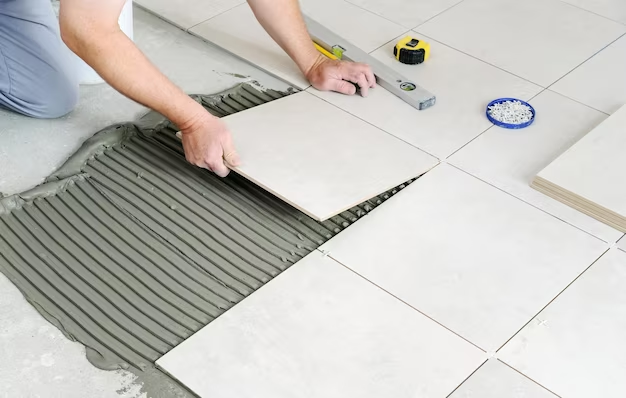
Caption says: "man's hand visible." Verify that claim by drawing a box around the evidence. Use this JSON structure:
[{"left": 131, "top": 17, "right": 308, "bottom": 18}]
[
  {"left": 177, "top": 113, "right": 240, "bottom": 177},
  {"left": 305, "top": 54, "right": 376, "bottom": 97}
]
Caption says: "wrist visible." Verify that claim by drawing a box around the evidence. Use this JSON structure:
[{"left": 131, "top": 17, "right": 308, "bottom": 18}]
[
  {"left": 299, "top": 48, "right": 325, "bottom": 78},
  {"left": 175, "top": 99, "right": 216, "bottom": 134}
]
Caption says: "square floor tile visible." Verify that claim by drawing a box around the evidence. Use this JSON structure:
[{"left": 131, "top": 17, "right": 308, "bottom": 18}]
[
  {"left": 417, "top": 0, "right": 626, "bottom": 87},
  {"left": 135, "top": 0, "right": 244, "bottom": 30},
  {"left": 449, "top": 90, "right": 621, "bottom": 243},
  {"left": 344, "top": 0, "right": 463, "bottom": 29},
  {"left": 300, "top": 0, "right": 407, "bottom": 53},
  {"left": 551, "top": 34, "right": 626, "bottom": 115},
  {"left": 449, "top": 359, "right": 557, "bottom": 398},
  {"left": 499, "top": 248, "right": 626, "bottom": 398},
  {"left": 560, "top": 0, "right": 626, "bottom": 24},
  {"left": 157, "top": 251, "right": 485, "bottom": 398},
  {"left": 190, "top": 4, "right": 310, "bottom": 89},
  {"left": 225, "top": 91, "right": 438, "bottom": 221},
  {"left": 534, "top": 104, "right": 626, "bottom": 232},
  {"left": 321, "top": 164, "right": 607, "bottom": 350},
  {"left": 309, "top": 33, "right": 541, "bottom": 159}
]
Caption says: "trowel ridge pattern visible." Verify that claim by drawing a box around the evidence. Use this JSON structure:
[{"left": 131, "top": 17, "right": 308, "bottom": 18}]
[{"left": 0, "top": 84, "right": 417, "bottom": 371}]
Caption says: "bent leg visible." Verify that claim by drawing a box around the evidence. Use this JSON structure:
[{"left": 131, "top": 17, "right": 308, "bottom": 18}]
[{"left": 0, "top": 0, "right": 78, "bottom": 118}]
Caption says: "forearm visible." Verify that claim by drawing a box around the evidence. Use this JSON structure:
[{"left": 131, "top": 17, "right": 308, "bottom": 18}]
[
  {"left": 59, "top": 1, "right": 207, "bottom": 130},
  {"left": 246, "top": 0, "right": 320, "bottom": 75}
]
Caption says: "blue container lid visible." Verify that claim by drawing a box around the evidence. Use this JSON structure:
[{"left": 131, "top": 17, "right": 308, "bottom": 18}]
[{"left": 486, "top": 98, "right": 536, "bottom": 129}]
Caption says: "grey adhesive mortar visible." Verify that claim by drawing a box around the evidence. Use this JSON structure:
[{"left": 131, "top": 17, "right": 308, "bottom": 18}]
[{"left": 0, "top": 83, "right": 418, "bottom": 375}]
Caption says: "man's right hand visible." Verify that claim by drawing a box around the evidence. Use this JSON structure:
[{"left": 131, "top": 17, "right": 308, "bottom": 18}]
[{"left": 178, "top": 113, "right": 240, "bottom": 177}]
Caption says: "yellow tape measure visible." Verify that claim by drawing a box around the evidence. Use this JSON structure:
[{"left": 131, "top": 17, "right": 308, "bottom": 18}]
[{"left": 394, "top": 36, "right": 430, "bottom": 65}]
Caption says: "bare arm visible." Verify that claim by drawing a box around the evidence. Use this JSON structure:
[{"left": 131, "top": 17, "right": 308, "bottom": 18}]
[
  {"left": 59, "top": 0, "right": 238, "bottom": 176},
  {"left": 247, "top": 0, "right": 376, "bottom": 96}
]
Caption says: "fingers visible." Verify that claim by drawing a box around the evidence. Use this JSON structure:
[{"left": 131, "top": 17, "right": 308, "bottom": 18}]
[
  {"left": 337, "top": 62, "right": 376, "bottom": 97},
  {"left": 331, "top": 79, "right": 357, "bottom": 95},
  {"left": 355, "top": 73, "right": 369, "bottom": 97}
]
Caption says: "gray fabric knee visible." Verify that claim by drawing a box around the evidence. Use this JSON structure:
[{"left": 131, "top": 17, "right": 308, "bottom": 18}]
[{"left": 0, "top": 0, "right": 80, "bottom": 119}]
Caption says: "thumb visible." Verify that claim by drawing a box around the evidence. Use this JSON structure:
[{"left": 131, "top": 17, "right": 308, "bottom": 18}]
[
  {"left": 331, "top": 79, "right": 357, "bottom": 95},
  {"left": 222, "top": 136, "right": 240, "bottom": 168}
]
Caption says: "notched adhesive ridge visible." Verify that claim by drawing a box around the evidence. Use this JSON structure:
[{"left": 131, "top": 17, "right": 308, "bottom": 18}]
[{"left": 0, "top": 83, "right": 416, "bottom": 373}]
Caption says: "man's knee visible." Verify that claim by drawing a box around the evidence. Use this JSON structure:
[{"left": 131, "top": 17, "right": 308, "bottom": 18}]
[
  {"left": 0, "top": 69, "right": 79, "bottom": 119},
  {"left": 34, "top": 72, "right": 79, "bottom": 119},
  {"left": 0, "top": 0, "right": 79, "bottom": 119}
]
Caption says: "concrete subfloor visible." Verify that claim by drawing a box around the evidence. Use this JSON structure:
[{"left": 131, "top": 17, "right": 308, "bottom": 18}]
[{"left": 0, "top": 6, "right": 291, "bottom": 397}]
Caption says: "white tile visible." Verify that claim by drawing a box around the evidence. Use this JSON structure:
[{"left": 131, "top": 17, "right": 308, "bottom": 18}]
[
  {"left": 135, "top": 0, "right": 244, "bottom": 30},
  {"left": 157, "top": 251, "right": 485, "bottom": 398},
  {"left": 449, "top": 359, "right": 557, "bottom": 398},
  {"left": 309, "top": 33, "right": 542, "bottom": 159},
  {"left": 449, "top": 90, "right": 621, "bottom": 243},
  {"left": 499, "top": 248, "right": 626, "bottom": 398},
  {"left": 417, "top": 0, "right": 626, "bottom": 87},
  {"left": 551, "top": 34, "right": 626, "bottom": 115},
  {"left": 535, "top": 104, "right": 626, "bottom": 230},
  {"left": 299, "top": 0, "right": 407, "bottom": 53},
  {"left": 321, "top": 164, "right": 607, "bottom": 350},
  {"left": 560, "top": 0, "right": 626, "bottom": 24},
  {"left": 190, "top": 4, "right": 310, "bottom": 89},
  {"left": 225, "top": 91, "right": 438, "bottom": 221},
  {"left": 344, "top": 0, "right": 463, "bottom": 29}
]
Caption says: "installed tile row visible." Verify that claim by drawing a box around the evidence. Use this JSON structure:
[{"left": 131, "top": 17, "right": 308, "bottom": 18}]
[{"left": 160, "top": 165, "right": 624, "bottom": 397}]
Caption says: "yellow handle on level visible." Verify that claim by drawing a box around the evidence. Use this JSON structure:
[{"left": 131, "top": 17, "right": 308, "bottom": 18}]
[{"left": 313, "top": 42, "right": 338, "bottom": 60}]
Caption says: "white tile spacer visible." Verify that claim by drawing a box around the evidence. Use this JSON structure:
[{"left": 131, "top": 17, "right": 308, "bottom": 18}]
[
  {"left": 320, "top": 249, "right": 331, "bottom": 258},
  {"left": 486, "top": 351, "right": 498, "bottom": 359}
]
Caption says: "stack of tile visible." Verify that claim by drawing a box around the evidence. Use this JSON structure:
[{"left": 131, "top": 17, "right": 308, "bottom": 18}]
[{"left": 532, "top": 104, "right": 626, "bottom": 232}]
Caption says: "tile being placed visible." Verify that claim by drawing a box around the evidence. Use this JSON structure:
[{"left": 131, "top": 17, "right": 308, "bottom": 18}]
[
  {"left": 449, "top": 359, "right": 557, "bottom": 398},
  {"left": 417, "top": 0, "right": 626, "bottom": 87},
  {"left": 321, "top": 164, "right": 607, "bottom": 351},
  {"left": 299, "top": 0, "right": 407, "bottom": 52},
  {"left": 551, "top": 34, "right": 626, "bottom": 115},
  {"left": 499, "top": 248, "right": 626, "bottom": 398},
  {"left": 157, "top": 251, "right": 485, "bottom": 398},
  {"left": 190, "top": 4, "right": 310, "bottom": 89},
  {"left": 343, "top": 0, "right": 463, "bottom": 29},
  {"left": 224, "top": 91, "right": 438, "bottom": 221},
  {"left": 449, "top": 90, "right": 621, "bottom": 243},
  {"left": 560, "top": 0, "right": 626, "bottom": 24},
  {"left": 134, "top": 0, "right": 244, "bottom": 30},
  {"left": 309, "top": 33, "right": 541, "bottom": 159}
]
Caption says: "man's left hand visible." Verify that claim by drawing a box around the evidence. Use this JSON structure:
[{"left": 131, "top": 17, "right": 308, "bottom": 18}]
[{"left": 305, "top": 54, "right": 376, "bottom": 97}]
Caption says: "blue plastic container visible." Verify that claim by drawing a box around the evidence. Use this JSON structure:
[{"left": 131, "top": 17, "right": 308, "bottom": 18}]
[{"left": 486, "top": 98, "right": 536, "bottom": 129}]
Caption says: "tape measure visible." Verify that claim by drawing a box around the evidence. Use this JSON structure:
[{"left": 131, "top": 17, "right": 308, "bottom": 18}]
[{"left": 394, "top": 36, "right": 430, "bottom": 65}]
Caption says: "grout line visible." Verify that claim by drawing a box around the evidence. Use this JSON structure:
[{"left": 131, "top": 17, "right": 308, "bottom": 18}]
[
  {"left": 413, "top": 0, "right": 468, "bottom": 30},
  {"left": 497, "top": 359, "right": 564, "bottom": 398},
  {"left": 545, "top": 89, "right": 611, "bottom": 116},
  {"left": 337, "top": 0, "right": 407, "bottom": 30},
  {"left": 444, "top": 358, "right": 489, "bottom": 398},
  {"left": 327, "top": 255, "right": 488, "bottom": 353},
  {"left": 366, "top": 30, "right": 412, "bottom": 55},
  {"left": 494, "top": 246, "right": 611, "bottom": 352},
  {"left": 447, "top": 163, "right": 611, "bottom": 244},
  {"left": 133, "top": 3, "right": 190, "bottom": 32},
  {"left": 186, "top": 1, "right": 247, "bottom": 32},
  {"left": 444, "top": 88, "right": 547, "bottom": 160},
  {"left": 547, "top": 32, "right": 626, "bottom": 91},
  {"left": 553, "top": 0, "right": 626, "bottom": 26},
  {"left": 411, "top": 29, "right": 548, "bottom": 88}
]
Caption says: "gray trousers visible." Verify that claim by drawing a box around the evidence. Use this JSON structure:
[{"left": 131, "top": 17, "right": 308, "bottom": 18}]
[{"left": 0, "top": 0, "right": 78, "bottom": 118}]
